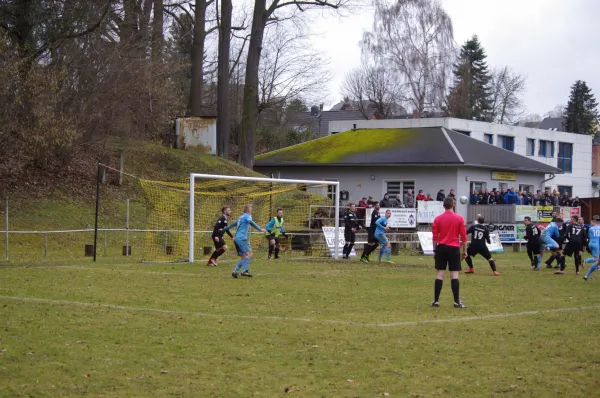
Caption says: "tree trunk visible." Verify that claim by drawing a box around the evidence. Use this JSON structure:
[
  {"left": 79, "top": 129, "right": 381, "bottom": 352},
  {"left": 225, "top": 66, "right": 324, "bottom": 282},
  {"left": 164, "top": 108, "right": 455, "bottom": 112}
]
[
  {"left": 188, "top": 0, "right": 207, "bottom": 116},
  {"left": 239, "top": 0, "right": 267, "bottom": 168},
  {"left": 217, "top": 0, "right": 232, "bottom": 158},
  {"left": 151, "top": 0, "right": 164, "bottom": 62}
]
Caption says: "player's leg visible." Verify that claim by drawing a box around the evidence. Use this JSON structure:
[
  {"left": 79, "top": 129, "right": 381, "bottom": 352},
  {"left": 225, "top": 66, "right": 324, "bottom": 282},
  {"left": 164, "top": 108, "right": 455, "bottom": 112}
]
[
  {"left": 343, "top": 230, "right": 352, "bottom": 259},
  {"left": 378, "top": 235, "right": 392, "bottom": 263},
  {"left": 273, "top": 238, "right": 281, "bottom": 259},
  {"left": 464, "top": 245, "right": 475, "bottom": 273},
  {"left": 482, "top": 247, "right": 497, "bottom": 275},
  {"left": 432, "top": 245, "right": 447, "bottom": 307},
  {"left": 241, "top": 250, "right": 253, "bottom": 277},
  {"left": 375, "top": 233, "right": 386, "bottom": 261},
  {"left": 584, "top": 245, "right": 599, "bottom": 280},
  {"left": 232, "top": 241, "right": 245, "bottom": 278},
  {"left": 557, "top": 244, "right": 574, "bottom": 274},
  {"left": 347, "top": 231, "right": 356, "bottom": 259},
  {"left": 267, "top": 236, "right": 275, "bottom": 259},
  {"left": 449, "top": 247, "right": 466, "bottom": 308},
  {"left": 526, "top": 244, "right": 534, "bottom": 266},
  {"left": 574, "top": 249, "right": 582, "bottom": 274}
]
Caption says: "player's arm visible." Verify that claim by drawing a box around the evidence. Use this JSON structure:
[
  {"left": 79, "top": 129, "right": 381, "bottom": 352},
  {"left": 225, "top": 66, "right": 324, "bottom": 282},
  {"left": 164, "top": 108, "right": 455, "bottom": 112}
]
[
  {"left": 226, "top": 229, "right": 233, "bottom": 238},
  {"left": 431, "top": 220, "right": 438, "bottom": 249},
  {"left": 467, "top": 225, "right": 474, "bottom": 234},
  {"left": 485, "top": 228, "right": 491, "bottom": 244},
  {"left": 223, "top": 219, "right": 237, "bottom": 231},
  {"left": 265, "top": 218, "right": 275, "bottom": 235},
  {"left": 248, "top": 217, "right": 264, "bottom": 232},
  {"left": 460, "top": 222, "right": 468, "bottom": 258}
]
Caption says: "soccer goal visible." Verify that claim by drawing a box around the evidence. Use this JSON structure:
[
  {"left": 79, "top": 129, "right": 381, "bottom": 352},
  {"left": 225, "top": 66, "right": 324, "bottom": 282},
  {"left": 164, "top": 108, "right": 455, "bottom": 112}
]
[{"left": 139, "top": 174, "right": 341, "bottom": 262}]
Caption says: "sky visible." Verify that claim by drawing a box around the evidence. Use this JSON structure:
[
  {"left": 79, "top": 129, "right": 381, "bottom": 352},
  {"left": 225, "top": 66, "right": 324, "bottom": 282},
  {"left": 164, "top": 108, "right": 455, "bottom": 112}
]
[{"left": 310, "top": 0, "right": 600, "bottom": 116}]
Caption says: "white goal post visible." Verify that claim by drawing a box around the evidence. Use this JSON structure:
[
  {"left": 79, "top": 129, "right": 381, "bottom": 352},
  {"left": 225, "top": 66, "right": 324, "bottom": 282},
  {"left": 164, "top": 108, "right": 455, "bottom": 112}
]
[{"left": 188, "top": 173, "right": 340, "bottom": 263}]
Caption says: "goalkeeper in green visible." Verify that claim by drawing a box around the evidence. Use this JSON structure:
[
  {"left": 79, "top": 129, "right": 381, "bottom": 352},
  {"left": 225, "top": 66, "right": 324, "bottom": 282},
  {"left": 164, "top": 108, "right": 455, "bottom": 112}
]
[{"left": 265, "top": 208, "right": 286, "bottom": 259}]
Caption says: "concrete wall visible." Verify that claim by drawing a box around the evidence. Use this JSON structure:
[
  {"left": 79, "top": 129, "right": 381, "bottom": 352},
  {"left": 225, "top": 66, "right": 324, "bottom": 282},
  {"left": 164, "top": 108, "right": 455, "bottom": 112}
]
[
  {"left": 456, "top": 168, "right": 547, "bottom": 198},
  {"left": 328, "top": 118, "right": 593, "bottom": 198}
]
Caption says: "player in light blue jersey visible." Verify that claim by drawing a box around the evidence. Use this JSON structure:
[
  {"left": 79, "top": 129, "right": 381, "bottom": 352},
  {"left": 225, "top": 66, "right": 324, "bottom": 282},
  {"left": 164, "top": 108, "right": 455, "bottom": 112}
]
[
  {"left": 584, "top": 216, "right": 600, "bottom": 280},
  {"left": 541, "top": 218, "right": 564, "bottom": 268},
  {"left": 223, "top": 204, "right": 266, "bottom": 278},
  {"left": 375, "top": 209, "right": 393, "bottom": 264}
]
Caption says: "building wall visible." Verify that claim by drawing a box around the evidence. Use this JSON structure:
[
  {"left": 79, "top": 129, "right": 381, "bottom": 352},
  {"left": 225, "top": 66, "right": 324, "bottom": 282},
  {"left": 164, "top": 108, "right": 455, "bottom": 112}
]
[
  {"left": 328, "top": 118, "right": 593, "bottom": 198},
  {"left": 593, "top": 145, "right": 600, "bottom": 176},
  {"left": 254, "top": 165, "right": 547, "bottom": 220}
]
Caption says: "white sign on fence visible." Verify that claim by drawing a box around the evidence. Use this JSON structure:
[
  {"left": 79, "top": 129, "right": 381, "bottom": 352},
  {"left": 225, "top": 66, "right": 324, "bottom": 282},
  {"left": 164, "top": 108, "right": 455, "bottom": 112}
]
[
  {"left": 321, "top": 227, "right": 356, "bottom": 257},
  {"left": 417, "top": 201, "right": 445, "bottom": 224},
  {"left": 488, "top": 223, "right": 517, "bottom": 243},
  {"left": 365, "top": 208, "right": 417, "bottom": 228},
  {"left": 515, "top": 205, "right": 538, "bottom": 222},
  {"left": 417, "top": 232, "right": 504, "bottom": 255}
]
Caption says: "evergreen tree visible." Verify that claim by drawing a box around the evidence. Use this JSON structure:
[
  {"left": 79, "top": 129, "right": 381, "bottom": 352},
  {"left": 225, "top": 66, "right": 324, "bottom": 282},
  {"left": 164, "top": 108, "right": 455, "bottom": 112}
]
[
  {"left": 563, "top": 80, "right": 599, "bottom": 135},
  {"left": 446, "top": 35, "right": 493, "bottom": 121}
]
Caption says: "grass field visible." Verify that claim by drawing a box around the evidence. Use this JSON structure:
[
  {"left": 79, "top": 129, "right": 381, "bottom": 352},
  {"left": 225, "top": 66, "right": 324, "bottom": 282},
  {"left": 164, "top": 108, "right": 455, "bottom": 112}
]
[{"left": 1, "top": 252, "right": 600, "bottom": 397}]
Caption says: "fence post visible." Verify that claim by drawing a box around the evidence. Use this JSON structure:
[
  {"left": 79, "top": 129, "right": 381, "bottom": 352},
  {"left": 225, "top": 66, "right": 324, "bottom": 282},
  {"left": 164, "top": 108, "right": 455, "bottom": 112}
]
[
  {"left": 44, "top": 233, "right": 47, "bottom": 259},
  {"left": 126, "top": 199, "right": 130, "bottom": 256},
  {"left": 103, "top": 229, "right": 107, "bottom": 256},
  {"left": 4, "top": 196, "right": 8, "bottom": 262}
]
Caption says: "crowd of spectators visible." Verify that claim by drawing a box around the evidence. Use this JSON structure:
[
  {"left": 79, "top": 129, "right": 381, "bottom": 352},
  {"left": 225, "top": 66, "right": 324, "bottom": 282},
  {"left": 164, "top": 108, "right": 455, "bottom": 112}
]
[{"left": 469, "top": 188, "right": 580, "bottom": 207}]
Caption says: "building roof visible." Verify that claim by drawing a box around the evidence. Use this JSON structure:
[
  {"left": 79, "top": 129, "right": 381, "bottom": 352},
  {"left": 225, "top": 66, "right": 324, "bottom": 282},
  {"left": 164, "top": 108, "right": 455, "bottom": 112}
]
[
  {"left": 294, "top": 110, "right": 367, "bottom": 135},
  {"left": 254, "top": 127, "right": 562, "bottom": 174},
  {"left": 538, "top": 117, "right": 564, "bottom": 131}
]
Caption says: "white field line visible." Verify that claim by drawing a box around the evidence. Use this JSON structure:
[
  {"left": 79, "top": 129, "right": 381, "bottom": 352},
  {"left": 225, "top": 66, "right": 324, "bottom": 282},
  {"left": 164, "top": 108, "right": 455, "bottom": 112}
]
[
  {"left": 0, "top": 295, "right": 361, "bottom": 326},
  {"left": 0, "top": 295, "right": 598, "bottom": 328}
]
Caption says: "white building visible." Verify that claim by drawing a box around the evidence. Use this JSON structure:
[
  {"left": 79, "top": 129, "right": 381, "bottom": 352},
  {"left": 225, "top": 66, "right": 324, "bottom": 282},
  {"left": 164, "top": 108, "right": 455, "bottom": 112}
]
[{"left": 329, "top": 118, "right": 593, "bottom": 198}]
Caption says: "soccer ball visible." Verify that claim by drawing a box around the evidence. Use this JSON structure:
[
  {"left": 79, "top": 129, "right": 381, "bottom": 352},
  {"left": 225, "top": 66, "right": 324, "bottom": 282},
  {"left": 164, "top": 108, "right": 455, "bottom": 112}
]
[{"left": 459, "top": 196, "right": 468, "bottom": 205}]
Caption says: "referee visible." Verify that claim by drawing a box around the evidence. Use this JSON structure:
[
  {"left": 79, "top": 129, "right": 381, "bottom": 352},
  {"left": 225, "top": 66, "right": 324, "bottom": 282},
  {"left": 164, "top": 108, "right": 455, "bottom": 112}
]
[{"left": 431, "top": 197, "right": 468, "bottom": 308}]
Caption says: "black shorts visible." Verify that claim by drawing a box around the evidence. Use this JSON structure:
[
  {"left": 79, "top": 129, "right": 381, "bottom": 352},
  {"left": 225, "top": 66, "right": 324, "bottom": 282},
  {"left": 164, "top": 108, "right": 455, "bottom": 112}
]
[
  {"left": 467, "top": 243, "right": 491, "bottom": 260},
  {"left": 344, "top": 229, "right": 356, "bottom": 243},
  {"left": 367, "top": 230, "right": 377, "bottom": 244},
  {"left": 435, "top": 244, "right": 461, "bottom": 271},
  {"left": 265, "top": 234, "right": 280, "bottom": 244},
  {"left": 527, "top": 240, "right": 541, "bottom": 255},
  {"left": 213, "top": 236, "right": 225, "bottom": 249},
  {"left": 563, "top": 241, "right": 583, "bottom": 256}
]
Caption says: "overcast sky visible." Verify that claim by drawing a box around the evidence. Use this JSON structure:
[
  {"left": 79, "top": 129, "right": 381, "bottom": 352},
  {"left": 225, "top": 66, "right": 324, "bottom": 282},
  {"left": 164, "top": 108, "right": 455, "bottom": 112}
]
[{"left": 310, "top": 0, "right": 600, "bottom": 116}]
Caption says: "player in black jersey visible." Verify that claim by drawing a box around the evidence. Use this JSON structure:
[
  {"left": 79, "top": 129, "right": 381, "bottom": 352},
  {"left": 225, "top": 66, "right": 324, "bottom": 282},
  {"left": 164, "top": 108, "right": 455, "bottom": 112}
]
[
  {"left": 342, "top": 203, "right": 362, "bottom": 259},
  {"left": 360, "top": 202, "right": 381, "bottom": 262},
  {"left": 524, "top": 216, "right": 542, "bottom": 270},
  {"left": 546, "top": 213, "right": 566, "bottom": 269},
  {"left": 464, "top": 216, "right": 498, "bottom": 275},
  {"left": 207, "top": 206, "right": 233, "bottom": 266},
  {"left": 557, "top": 215, "right": 587, "bottom": 275}
]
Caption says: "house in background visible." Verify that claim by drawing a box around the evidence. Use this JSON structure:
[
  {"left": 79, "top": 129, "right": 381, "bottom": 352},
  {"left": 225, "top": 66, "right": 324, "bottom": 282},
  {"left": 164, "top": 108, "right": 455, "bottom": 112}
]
[
  {"left": 254, "top": 127, "right": 562, "bottom": 220},
  {"left": 328, "top": 118, "right": 593, "bottom": 198}
]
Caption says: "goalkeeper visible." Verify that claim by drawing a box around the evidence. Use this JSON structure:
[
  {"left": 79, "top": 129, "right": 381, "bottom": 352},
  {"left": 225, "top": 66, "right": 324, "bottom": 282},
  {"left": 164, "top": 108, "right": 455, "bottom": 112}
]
[
  {"left": 223, "top": 204, "right": 266, "bottom": 278},
  {"left": 265, "top": 208, "right": 286, "bottom": 260}
]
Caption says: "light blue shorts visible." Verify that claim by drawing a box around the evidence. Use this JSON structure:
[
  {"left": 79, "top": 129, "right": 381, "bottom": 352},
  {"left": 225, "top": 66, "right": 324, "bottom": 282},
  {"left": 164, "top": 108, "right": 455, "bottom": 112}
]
[
  {"left": 542, "top": 236, "right": 559, "bottom": 250},
  {"left": 234, "top": 239, "right": 251, "bottom": 256},
  {"left": 375, "top": 233, "right": 389, "bottom": 246},
  {"left": 589, "top": 244, "right": 599, "bottom": 259}
]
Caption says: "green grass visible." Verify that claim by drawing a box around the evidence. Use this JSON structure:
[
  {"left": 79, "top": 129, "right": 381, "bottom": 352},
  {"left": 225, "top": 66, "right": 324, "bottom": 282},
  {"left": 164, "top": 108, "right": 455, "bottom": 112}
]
[{"left": 1, "top": 252, "right": 600, "bottom": 396}]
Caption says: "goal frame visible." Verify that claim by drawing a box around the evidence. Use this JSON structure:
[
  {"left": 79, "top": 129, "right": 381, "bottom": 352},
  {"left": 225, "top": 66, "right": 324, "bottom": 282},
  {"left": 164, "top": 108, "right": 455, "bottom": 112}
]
[{"left": 188, "top": 173, "right": 340, "bottom": 262}]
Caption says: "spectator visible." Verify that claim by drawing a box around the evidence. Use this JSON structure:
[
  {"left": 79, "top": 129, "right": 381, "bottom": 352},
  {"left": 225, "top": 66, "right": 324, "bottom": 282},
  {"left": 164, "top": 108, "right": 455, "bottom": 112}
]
[
  {"left": 550, "top": 193, "right": 559, "bottom": 206},
  {"left": 426, "top": 193, "right": 433, "bottom": 201},
  {"left": 393, "top": 194, "right": 405, "bottom": 208},
  {"left": 572, "top": 196, "right": 580, "bottom": 207},
  {"left": 380, "top": 193, "right": 392, "bottom": 208},
  {"left": 404, "top": 189, "right": 415, "bottom": 208},
  {"left": 470, "top": 189, "right": 479, "bottom": 205},
  {"left": 357, "top": 197, "right": 369, "bottom": 219},
  {"left": 448, "top": 189, "right": 456, "bottom": 201},
  {"left": 498, "top": 188, "right": 507, "bottom": 204},
  {"left": 505, "top": 188, "right": 519, "bottom": 204},
  {"left": 416, "top": 190, "right": 427, "bottom": 201},
  {"left": 488, "top": 191, "right": 497, "bottom": 205},
  {"left": 367, "top": 196, "right": 377, "bottom": 207},
  {"left": 561, "top": 192, "right": 571, "bottom": 206},
  {"left": 480, "top": 189, "right": 489, "bottom": 205},
  {"left": 521, "top": 192, "right": 530, "bottom": 205},
  {"left": 436, "top": 189, "right": 446, "bottom": 201}
]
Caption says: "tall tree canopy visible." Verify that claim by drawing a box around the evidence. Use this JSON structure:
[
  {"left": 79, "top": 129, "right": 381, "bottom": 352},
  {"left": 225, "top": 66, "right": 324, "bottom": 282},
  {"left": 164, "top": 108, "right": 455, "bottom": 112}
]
[{"left": 563, "top": 80, "right": 599, "bottom": 135}]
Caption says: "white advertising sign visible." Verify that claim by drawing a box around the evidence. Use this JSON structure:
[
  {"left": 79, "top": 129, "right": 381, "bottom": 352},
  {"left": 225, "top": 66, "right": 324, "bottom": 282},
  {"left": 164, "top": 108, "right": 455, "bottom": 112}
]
[
  {"left": 321, "top": 227, "right": 356, "bottom": 257},
  {"left": 417, "top": 232, "right": 504, "bottom": 255},
  {"left": 488, "top": 223, "right": 517, "bottom": 243},
  {"left": 417, "top": 201, "right": 445, "bottom": 224},
  {"left": 366, "top": 208, "right": 417, "bottom": 229}
]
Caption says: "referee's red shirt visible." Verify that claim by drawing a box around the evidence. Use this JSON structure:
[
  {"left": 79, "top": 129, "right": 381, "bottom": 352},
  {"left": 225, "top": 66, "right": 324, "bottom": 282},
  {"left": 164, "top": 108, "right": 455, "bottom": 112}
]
[{"left": 432, "top": 210, "right": 467, "bottom": 248}]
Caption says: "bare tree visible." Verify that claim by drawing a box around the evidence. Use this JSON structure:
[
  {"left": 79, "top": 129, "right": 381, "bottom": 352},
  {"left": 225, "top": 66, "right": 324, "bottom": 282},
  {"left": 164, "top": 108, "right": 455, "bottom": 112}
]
[
  {"left": 341, "top": 62, "right": 405, "bottom": 119},
  {"left": 217, "top": 0, "right": 232, "bottom": 157},
  {"left": 545, "top": 104, "right": 566, "bottom": 118},
  {"left": 362, "top": 0, "right": 454, "bottom": 116},
  {"left": 238, "top": 0, "right": 347, "bottom": 168},
  {"left": 489, "top": 66, "right": 527, "bottom": 124}
]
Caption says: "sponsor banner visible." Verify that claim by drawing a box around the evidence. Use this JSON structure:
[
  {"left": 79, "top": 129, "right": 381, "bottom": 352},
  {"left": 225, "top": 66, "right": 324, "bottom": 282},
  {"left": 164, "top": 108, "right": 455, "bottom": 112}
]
[
  {"left": 417, "top": 232, "right": 504, "bottom": 255},
  {"left": 366, "top": 208, "right": 417, "bottom": 229},
  {"left": 537, "top": 206, "right": 555, "bottom": 222},
  {"left": 322, "top": 227, "right": 356, "bottom": 257},
  {"left": 515, "top": 205, "right": 538, "bottom": 222},
  {"left": 517, "top": 223, "right": 548, "bottom": 243},
  {"left": 417, "top": 201, "right": 445, "bottom": 224},
  {"left": 488, "top": 223, "right": 517, "bottom": 243},
  {"left": 491, "top": 171, "right": 517, "bottom": 181}
]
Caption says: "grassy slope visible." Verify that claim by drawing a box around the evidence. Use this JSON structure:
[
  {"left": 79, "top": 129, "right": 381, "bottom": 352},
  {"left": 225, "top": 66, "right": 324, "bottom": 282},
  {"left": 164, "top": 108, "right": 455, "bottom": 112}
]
[
  {"left": 0, "top": 253, "right": 599, "bottom": 396},
  {"left": 4, "top": 137, "right": 261, "bottom": 231}
]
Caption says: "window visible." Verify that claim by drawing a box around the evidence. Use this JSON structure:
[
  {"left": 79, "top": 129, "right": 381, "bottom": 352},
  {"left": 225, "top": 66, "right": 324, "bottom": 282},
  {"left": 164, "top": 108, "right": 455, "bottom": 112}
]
[
  {"left": 470, "top": 182, "right": 486, "bottom": 192},
  {"left": 498, "top": 135, "right": 514, "bottom": 151},
  {"left": 385, "top": 181, "right": 415, "bottom": 197},
  {"left": 538, "top": 140, "right": 554, "bottom": 158},
  {"left": 526, "top": 139, "right": 535, "bottom": 156},
  {"left": 558, "top": 142, "right": 573, "bottom": 172},
  {"left": 455, "top": 129, "right": 471, "bottom": 136},
  {"left": 484, "top": 134, "right": 493, "bottom": 144},
  {"left": 498, "top": 182, "right": 509, "bottom": 190},
  {"left": 557, "top": 186, "right": 572, "bottom": 197},
  {"left": 519, "top": 184, "right": 534, "bottom": 193},
  {"left": 324, "top": 179, "right": 337, "bottom": 202}
]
